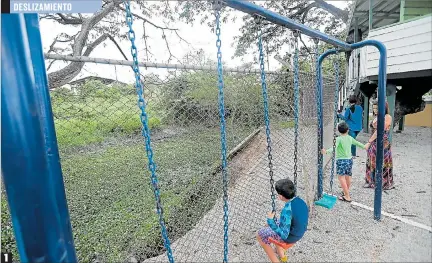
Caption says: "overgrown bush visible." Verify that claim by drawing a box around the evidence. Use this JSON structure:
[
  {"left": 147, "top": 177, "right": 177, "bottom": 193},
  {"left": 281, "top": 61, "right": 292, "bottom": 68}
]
[
  {"left": 158, "top": 71, "right": 294, "bottom": 127},
  {"left": 50, "top": 80, "right": 163, "bottom": 147}
]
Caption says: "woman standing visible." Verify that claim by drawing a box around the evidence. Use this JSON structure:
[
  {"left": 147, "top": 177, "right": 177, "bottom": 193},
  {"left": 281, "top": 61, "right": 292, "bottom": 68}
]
[
  {"left": 338, "top": 95, "right": 363, "bottom": 157},
  {"left": 364, "top": 101, "right": 394, "bottom": 190}
]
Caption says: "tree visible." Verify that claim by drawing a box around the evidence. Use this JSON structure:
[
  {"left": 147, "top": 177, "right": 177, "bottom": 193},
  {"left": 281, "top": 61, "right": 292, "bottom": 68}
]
[
  {"left": 175, "top": 0, "right": 349, "bottom": 91},
  {"left": 174, "top": 0, "right": 349, "bottom": 59},
  {"left": 44, "top": 0, "right": 190, "bottom": 89},
  {"left": 45, "top": 0, "right": 350, "bottom": 89}
]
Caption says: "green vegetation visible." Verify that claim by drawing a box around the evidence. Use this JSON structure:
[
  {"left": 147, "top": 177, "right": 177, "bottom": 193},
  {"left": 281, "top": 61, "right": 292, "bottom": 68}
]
[
  {"left": 1, "top": 70, "right": 299, "bottom": 261},
  {"left": 1, "top": 127, "right": 252, "bottom": 262},
  {"left": 50, "top": 81, "right": 163, "bottom": 147}
]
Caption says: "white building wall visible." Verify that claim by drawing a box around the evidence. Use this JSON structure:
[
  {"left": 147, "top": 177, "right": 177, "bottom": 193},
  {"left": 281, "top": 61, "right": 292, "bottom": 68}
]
[
  {"left": 349, "top": 15, "right": 432, "bottom": 82},
  {"left": 366, "top": 15, "right": 432, "bottom": 76}
]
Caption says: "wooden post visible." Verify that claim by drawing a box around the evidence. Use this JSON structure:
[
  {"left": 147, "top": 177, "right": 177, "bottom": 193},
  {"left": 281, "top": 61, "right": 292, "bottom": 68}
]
[
  {"left": 369, "top": 0, "right": 373, "bottom": 31},
  {"left": 397, "top": 115, "right": 405, "bottom": 133},
  {"left": 363, "top": 93, "right": 370, "bottom": 133},
  {"left": 355, "top": 17, "right": 361, "bottom": 80},
  {"left": 386, "top": 84, "right": 397, "bottom": 142},
  {"left": 354, "top": 17, "right": 358, "bottom": 42},
  {"left": 400, "top": 0, "right": 406, "bottom": 22}
]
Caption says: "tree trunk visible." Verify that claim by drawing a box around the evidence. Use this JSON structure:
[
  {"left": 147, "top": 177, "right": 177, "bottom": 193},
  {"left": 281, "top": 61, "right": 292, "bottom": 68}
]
[
  {"left": 313, "top": 0, "right": 349, "bottom": 23},
  {"left": 47, "top": 2, "right": 117, "bottom": 89},
  {"left": 48, "top": 62, "right": 85, "bottom": 89}
]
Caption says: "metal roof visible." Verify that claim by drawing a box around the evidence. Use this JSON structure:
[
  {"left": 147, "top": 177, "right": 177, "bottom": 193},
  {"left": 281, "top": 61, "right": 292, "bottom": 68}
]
[{"left": 348, "top": 0, "right": 401, "bottom": 37}]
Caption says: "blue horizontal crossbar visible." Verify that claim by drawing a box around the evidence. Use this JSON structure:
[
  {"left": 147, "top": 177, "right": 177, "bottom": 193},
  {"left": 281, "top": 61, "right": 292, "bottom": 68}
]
[{"left": 224, "top": 0, "right": 352, "bottom": 51}]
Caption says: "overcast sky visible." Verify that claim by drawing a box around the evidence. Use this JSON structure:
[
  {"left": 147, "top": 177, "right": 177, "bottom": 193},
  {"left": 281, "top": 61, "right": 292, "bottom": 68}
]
[{"left": 41, "top": 1, "right": 349, "bottom": 84}]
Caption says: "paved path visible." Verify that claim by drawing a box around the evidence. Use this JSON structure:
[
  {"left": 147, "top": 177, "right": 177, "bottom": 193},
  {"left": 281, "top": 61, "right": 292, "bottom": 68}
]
[{"left": 144, "top": 127, "right": 432, "bottom": 262}]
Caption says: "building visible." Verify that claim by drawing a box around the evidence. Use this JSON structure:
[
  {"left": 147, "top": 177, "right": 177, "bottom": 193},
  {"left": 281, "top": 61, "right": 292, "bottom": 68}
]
[{"left": 344, "top": 0, "right": 432, "bottom": 139}]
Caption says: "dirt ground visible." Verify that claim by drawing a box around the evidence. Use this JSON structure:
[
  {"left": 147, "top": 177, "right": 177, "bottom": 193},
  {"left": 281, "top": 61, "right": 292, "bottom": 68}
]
[{"left": 143, "top": 126, "right": 432, "bottom": 262}]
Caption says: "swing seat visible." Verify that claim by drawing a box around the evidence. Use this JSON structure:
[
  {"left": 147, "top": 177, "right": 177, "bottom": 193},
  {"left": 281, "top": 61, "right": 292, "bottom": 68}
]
[
  {"left": 314, "top": 193, "right": 337, "bottom": 209},
  {"left": 268, "top": 237, "right": 295, "bottom": 250}
]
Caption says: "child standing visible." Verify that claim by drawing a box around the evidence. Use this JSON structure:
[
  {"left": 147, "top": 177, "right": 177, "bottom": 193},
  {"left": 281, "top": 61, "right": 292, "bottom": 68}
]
[
  {"left": 322, "top": 122, "right": 370, "bottom": 202},
  {"left": 257, "top": 179, "right": 308, "bottom": 263},
  {"left": 337, "top": 95, "right": 364, "bottom": 158}
]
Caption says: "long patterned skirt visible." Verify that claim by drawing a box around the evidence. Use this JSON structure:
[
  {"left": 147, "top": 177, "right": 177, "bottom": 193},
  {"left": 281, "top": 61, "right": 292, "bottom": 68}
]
[{"left": 365, "top": 132, "right": 394, "bottom": 190}]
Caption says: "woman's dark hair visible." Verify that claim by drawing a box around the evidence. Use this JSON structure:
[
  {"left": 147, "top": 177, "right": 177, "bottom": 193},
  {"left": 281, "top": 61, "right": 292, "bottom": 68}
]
[
  {"left": 338, "top": 122, "right": 349, "bottom": 133},
  {"left": 348, "top": 95, "right": 357, "bottom": 104},
  {"left": 275, "top": 179, "right": 295, "bottom": 199},
  {"left": 348, "top": 95, "right": 357, "bottom": 113}
]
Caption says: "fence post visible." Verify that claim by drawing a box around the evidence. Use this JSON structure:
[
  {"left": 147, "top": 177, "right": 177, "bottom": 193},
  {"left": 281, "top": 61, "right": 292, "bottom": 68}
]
[
  {"left": 363, "top": 93, "right": 370, "bottom": 133},
  {"left": 397, "top": 116, "right": 405, "bottom": 133},
  {"left": 1, "top": 14, "right": 76, "bottom": 262},
  {"left": 386, "top": 84, "right": 397, "bottom": 142}
]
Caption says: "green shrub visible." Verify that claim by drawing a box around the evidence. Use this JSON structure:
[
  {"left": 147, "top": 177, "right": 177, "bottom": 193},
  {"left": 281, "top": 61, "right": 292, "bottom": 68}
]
[
  {"left": 79, "top": 80, "right": 104, "bottom": 98},
  {"left": 94, "top": 87, "right": 121, "bottom": 100},
  {"left": 55, "top": 119, "right": 104, "bottom": 147},
  {"left": 148, "top": 117, "right": 162, "bottom": 130},
  {"left": 278, "top": 121, "right": 295, "bottom": 129}
]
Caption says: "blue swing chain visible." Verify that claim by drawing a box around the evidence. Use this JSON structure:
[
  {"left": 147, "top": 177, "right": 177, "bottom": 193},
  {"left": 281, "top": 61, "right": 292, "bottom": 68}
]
[
  {"left": 256, "top": 19, "right": 276, "bottom": 214},
  {"left": 214, "top": 2, "right": 229, "bottom": 262},
  {"left": 314, "top": 38, "right": 324, "bottom": 200},
  {"left": 293, "top": 30, "right": 300, "bottom": 189},
  {"left": 124, "top": 1, "right": 174, "bottom": 262},
  {"left": 329, "top": 52, "right": 340, "bottom": 194}
]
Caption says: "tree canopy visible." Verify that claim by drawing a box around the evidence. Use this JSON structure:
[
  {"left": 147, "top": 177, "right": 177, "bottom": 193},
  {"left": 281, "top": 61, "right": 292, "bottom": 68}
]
[{"left": 44, "top": 0, "right": 350, "bottom": 89}]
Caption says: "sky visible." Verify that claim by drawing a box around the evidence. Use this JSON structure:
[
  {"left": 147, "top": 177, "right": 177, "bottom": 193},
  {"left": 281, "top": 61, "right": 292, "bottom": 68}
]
[{"left": 41, "top": 1, "right": 349, "bottom": 85}]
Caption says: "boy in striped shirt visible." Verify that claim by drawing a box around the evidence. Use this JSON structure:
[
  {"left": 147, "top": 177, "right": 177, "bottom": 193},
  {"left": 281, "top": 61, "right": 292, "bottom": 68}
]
[{"left": 257, "top": 179, "right": 308, "bottom": 262}]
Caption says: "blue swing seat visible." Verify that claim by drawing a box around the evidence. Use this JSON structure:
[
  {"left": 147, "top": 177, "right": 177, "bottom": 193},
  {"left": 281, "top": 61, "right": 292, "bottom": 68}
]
[{"left": 314, "top": 193, "right": 337, "bottom": 209}]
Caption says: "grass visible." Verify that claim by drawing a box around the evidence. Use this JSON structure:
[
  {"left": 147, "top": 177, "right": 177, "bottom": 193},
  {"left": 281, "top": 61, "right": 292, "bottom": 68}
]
[
  {"left": 1, "top": 127, "right": 253, "bottom": 262},
  {"left": 277, "top": 120, "right": 295, "bottom": 129},
  {"left": 0, "top": 80, "right": 275, "bottom": 261},
  {"left": 52, "top": 95, "right": 163, "bottom": 148}
]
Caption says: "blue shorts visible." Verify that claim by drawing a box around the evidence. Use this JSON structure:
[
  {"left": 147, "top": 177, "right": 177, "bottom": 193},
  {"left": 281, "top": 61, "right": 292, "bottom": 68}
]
[{"left": 336, "top": 159, "right": 353, "bottom": 176}]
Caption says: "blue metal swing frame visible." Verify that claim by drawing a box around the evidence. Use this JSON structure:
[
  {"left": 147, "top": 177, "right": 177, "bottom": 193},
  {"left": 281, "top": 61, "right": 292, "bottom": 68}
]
[{"left": 1, "top": 1, "right": 387, "bottom": 262}]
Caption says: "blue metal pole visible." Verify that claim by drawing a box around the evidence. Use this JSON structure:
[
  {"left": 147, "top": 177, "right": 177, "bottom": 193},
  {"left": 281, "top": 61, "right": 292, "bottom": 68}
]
[
  {"left": 318, "top": 49, "right": 338, "bottom": 68},
  {"left": 316, "top": 49, "right": 338, "bottom": 199},
  {"left": 351, "top": 40, "right": 386, "bottom": 221},
  {"left": 318, "top": 41, "right": 387, "bottom": 220},
  {"left": 1, "top": 14, "right": 77, "bottom": 262},
  {"left": 223, "top": 0, "right": 352, "bottom": 51}
]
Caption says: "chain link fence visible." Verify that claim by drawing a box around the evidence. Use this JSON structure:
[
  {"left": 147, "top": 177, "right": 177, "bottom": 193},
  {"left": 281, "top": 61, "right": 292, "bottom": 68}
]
[{"left": 1, "top": 65, "right": 338, "bottom": 262}]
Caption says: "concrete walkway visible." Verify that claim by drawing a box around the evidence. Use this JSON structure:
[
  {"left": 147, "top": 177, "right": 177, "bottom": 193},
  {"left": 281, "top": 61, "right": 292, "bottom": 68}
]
[
  {"left": 144, "top": 127, "right": 432, "bottom": 262},
  {"left": 291, "top": 126, "right": 432, "bottom": 262}
]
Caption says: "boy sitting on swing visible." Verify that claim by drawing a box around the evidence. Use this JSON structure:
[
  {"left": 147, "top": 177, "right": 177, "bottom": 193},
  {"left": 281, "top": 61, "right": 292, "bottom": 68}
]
[{"left": 257, "top": 178, "right": 309, "bottom": 263}]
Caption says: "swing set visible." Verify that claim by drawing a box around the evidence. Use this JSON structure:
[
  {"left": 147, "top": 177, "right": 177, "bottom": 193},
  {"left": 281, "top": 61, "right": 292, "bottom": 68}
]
[{"left": 1, "top": 0, "right": 388, "bottom": 262}]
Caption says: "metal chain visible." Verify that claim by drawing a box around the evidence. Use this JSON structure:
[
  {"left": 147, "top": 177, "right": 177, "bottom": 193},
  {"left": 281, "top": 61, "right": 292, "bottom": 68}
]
[
  {"left": 293, "top": 30, "right": 300, "bottom": 189},
  {"left": 257, "top": 26, "right": 276, "bottom": 213},
  {"left": 314, "top": 38, "right": 324, "bottom": 200},
  {"left": 214, "top": 3, "right": 229, "bottom": 262},
  {"left": 123, "top": 2, "right": 174, "bottom": 262},
  {"left": 329, "top": 52, "right": 340, "bottom": 194}
]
